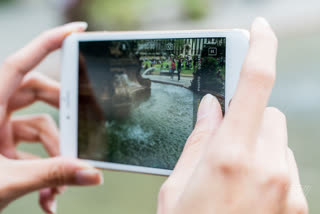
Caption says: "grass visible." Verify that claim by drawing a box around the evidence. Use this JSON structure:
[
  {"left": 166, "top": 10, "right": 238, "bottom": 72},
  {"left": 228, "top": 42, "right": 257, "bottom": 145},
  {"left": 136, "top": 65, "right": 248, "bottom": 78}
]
[{"left": 142, "top": 60, "right": 195, "bottom": 76}]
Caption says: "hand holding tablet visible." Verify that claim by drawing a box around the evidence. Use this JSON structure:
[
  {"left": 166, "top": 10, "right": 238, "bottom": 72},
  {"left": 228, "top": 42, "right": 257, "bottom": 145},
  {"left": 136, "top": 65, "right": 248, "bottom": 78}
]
[
  {"left": 0, "top": 22, "right": 102, "bottom": 214},
  {"left": 157, "top": 17, "right": 308, "bottom": 214},
  {"left": 0, "top": 17, "right": 308, "bottom": 214}
]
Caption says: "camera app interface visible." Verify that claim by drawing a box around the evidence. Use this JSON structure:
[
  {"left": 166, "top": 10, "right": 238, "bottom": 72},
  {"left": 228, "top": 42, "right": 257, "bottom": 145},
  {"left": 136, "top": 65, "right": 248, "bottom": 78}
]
[{"left": 78, "top": 37, "right": 226, "bottom": 170}]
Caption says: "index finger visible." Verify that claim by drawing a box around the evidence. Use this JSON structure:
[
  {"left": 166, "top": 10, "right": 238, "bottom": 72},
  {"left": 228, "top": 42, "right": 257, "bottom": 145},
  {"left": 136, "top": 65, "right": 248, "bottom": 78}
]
[
  {"left": 225, "top": 17, "right": 278, "bottom": 141},
  {"left": 0, "top": 22, "right": 87, "bottom": 119}
]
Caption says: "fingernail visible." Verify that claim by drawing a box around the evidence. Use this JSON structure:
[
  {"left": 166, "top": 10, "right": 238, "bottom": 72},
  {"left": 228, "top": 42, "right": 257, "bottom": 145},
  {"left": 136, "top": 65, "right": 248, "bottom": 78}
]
[
  {"left": 75, "top": 169, "right": 103, "bottom": 185},
  {"left": 48, "top": 200, "right": 57, "bottom": 214},
  {"left": 64, "top": 21, "right": 88, "bottom": 31},
  {"left": 197, "top": 94, "right": 214, "bottom": 121},
  {"left": 253, "top": 17, "right": 270, "bottom": 27},
  {"left": 76, "top": 160, "right": 95, "bottom": 169}
]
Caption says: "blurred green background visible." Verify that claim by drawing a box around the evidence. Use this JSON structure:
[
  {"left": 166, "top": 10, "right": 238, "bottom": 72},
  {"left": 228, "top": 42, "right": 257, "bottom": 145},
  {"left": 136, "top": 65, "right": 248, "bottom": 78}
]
[{"left": 0, "top": 0, "right": 320, "bottom": 213}]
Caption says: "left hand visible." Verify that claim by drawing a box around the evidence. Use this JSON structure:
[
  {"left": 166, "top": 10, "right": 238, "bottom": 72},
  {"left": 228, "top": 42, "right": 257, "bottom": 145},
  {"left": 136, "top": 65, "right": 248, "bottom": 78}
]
[{"left": 0, "top": 22, "right": 101, "bottom": 214}]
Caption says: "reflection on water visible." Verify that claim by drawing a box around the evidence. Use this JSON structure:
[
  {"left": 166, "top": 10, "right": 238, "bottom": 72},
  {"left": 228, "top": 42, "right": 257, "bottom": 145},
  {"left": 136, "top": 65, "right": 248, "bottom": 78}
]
[{"left": 105, "top": 82, "right": 193, "bottom": 169}]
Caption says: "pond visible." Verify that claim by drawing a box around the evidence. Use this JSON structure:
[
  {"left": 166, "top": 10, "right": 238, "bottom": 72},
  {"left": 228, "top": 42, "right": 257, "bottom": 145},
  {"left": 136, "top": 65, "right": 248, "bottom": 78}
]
[{"left": 105, "top": 82, "right": 194, "bottom": 169}]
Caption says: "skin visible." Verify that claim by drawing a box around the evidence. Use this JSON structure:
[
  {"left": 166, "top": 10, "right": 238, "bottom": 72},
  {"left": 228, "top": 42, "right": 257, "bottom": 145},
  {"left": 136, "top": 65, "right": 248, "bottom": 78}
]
[
  {"left": 0, "top": 22, "right": 103, "bottom": 214},
  {"left": 157, "top": 18, "right": 308, "bottom": 214},
  {"left": 0, "top": 18, "right": 308, "bottom": 214}
]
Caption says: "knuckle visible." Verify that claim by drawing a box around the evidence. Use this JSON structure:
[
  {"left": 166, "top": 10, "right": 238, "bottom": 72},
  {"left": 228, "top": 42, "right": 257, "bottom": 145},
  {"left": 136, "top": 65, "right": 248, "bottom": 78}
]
[
  {"left": 158, "top": 182, "right": 173, "bottom": 201},
  {"left": 2, "top": 56, "right": 25, "bottom": 75},
  {"left": 185, "top": 130, "right": 210, "bottom": 150},
  {"left": 158, "top": 180, "right": 180, "bottom": 206},
  {"left": 288, "top": 200, "right": 309, "bottom": 214},
  {"left": 25, "top": 73, "right": 41, "bottom": 85},
  {"left": 158, "top": 182, "right": 175, "bottom": 213},
  {"left": 264, "top": 172, "right": 290, "bottom": 196},
  {"left": 242, "top": 61, "right": 276, "bottom": 88},
  {"left": 44, "top": 158, "right": 67, "bottom": 186},
  {"left": 2, "top": 56, "right": 14, "bottom": 69},
  {"left": 24, "top": 73, "right": 49, "bottom": 99},
  {"left": 216, "top": 158, "right": 247, "bottom": 176},
  {"left": 210, "top": 146, "right": 249, "bottom": 176},
  {"left": 39, "top": 31, "right": 58, "bottom": 54},
  {"left": 2, "top": 57, "right": 12, "bottom": 70},
  {"left": 23, "top": 75, "right": 39, "bottom": 95},
  {"left": 35, "top": 114, "right": 54, "bottom": 124}
]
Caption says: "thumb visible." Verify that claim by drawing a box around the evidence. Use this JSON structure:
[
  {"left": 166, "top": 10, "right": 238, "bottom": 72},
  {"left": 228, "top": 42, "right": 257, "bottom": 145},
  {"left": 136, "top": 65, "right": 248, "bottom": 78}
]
[{"left": 7, "top": 157, "right": 103, "bottom": 196}]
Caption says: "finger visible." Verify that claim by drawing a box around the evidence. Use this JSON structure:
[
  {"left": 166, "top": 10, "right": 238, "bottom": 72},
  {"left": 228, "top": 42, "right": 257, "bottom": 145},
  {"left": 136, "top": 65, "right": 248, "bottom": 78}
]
[
  {"left": 14, "top": 151, "right": 65, "bottom": 214},
  {"left": 6, "top": 157, "right": 103, "bottom": 199},
  {"left": 159, "top": 94, "right": 222, "bottom": 209},
  {"left": 11, "top": 114, "right": 59, "bottom": 156},
  {"left": 174, "top": 94, "right": 223, "bottom": 173},
  {"left": 8, "top": 72, "right": 59, "bottom": 112},
  {"left": 39, "top": 185, "right": 66, "bottom": 213},
  {"left": 257, "top": 107, "right": 288, "bottom": 169},
  {"left": 0, "top": 22, "right": 87, "bottom": 124},
  {"left": 285, "top": 148, "right": 309, "bottom": 214},
  {"left": 255, "top": 108, "right": 291, "bottom": 213},
  {"left": 16, "top": 151, "right": 41, "bottom": 160},
  {"left": 39, "top": 188, "right": 57, "bottom": 214},
  {"left": 225, "top": 17, "right": 278, "bottom": 142}
]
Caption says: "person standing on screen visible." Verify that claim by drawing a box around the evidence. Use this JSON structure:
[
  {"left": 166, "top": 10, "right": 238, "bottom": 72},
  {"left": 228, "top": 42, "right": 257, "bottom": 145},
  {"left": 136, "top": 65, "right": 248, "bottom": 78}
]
[
  {"left": 170, "top": 58, "right": 176, "bottom": 79},
  {"left": 177, "top": 58, "right": 182, "bottom": 81}
]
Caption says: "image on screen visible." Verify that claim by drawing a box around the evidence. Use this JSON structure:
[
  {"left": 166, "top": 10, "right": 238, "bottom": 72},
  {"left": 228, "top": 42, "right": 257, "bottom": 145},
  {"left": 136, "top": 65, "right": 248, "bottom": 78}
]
[{"left": 77, "top": 37, "right": 226, "bottom": 170}]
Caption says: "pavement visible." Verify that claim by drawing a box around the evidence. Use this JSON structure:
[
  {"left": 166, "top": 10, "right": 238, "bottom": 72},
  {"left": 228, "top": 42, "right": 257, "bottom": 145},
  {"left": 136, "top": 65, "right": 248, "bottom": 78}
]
[{"left": 143, "top": 74, "right": 193, "bottom": 88}]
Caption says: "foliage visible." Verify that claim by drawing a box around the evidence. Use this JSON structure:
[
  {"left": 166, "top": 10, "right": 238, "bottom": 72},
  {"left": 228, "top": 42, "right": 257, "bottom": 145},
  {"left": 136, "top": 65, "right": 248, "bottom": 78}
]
[
  {"left": 184, "top": 0, "right": 209, "bottom": 20},
  {"left": 0, "top": 0, "right": 13, "bottom": 4},
  {"left": 84, "top": 0, "right": 148, "bottom": 30},
  {"left": 142, "top": 59, "right": 194, "bottom": 76},
  {"left": 68, "top": 0, "right": 214, "bottom": 30},
  {"left": 190, "top": 56, "right": 225, "bottom": 95}
]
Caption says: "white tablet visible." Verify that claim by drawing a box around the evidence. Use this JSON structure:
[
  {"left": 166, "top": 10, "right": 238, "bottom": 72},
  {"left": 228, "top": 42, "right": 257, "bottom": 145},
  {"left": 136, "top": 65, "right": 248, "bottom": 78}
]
[{"left": 60, "top": 30, "right": 249, "bottom": 176}]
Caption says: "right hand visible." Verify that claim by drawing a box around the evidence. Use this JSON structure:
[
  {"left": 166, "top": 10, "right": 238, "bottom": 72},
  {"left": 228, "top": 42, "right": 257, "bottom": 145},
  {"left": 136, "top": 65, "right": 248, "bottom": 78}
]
[{"left": 157, "top": 17, "right": 308, "bottom": 214}]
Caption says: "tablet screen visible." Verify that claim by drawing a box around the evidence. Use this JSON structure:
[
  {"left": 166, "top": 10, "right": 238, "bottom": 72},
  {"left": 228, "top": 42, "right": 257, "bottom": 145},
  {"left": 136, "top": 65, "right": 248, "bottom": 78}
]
[{"left": 77, "top": 38, "right": 226, "bottom": 170}]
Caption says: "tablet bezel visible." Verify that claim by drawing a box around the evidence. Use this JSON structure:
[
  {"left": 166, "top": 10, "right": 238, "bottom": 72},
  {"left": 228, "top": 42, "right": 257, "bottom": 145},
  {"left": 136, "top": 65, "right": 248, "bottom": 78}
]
[{"left": 60, "top": 30, "right": 249, "bottom": 176}]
